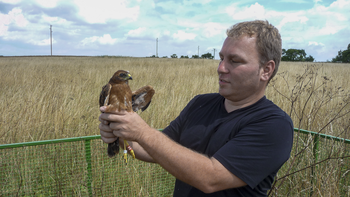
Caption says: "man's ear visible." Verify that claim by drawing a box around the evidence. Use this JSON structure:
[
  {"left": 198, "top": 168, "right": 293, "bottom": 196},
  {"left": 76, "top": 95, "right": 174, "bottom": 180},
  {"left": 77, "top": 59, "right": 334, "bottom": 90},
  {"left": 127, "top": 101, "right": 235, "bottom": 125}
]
[{"left": 260, "top": 60, "right": 275, "bottom": 82}]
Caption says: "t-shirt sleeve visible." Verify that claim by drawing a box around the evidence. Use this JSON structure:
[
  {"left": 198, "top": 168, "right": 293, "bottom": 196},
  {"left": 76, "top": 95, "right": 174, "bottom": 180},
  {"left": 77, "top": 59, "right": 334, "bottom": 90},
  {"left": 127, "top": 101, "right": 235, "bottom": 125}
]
[
  {"left": 162, "top": 95, "right": 200, "bottom": 142},
  {"left": 213, "top": 113, "right": 294, "bottom": 189}
]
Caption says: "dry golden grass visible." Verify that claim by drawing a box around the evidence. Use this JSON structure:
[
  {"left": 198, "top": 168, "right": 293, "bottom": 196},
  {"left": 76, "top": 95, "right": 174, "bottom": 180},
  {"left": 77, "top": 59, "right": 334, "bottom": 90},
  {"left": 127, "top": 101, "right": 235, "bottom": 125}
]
[
  {"left": 0, "top": 57, "right": 219, "bottom": 143},
  {"left": 0, "top": 56, "right": 349, "bottom": 196}
]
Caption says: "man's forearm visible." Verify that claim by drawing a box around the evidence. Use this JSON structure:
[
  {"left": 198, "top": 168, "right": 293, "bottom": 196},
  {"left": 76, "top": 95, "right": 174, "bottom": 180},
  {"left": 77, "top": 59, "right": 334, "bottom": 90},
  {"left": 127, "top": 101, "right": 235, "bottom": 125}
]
[{"left": 136, "top": 127, "right": 245, "bottom": 193}]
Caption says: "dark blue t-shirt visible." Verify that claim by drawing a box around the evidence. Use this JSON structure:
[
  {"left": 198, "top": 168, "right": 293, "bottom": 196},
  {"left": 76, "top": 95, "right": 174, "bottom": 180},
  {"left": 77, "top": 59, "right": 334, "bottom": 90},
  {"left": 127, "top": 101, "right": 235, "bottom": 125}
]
[{"left": 162, "top": 93, "right": 293, "bottom": 196}]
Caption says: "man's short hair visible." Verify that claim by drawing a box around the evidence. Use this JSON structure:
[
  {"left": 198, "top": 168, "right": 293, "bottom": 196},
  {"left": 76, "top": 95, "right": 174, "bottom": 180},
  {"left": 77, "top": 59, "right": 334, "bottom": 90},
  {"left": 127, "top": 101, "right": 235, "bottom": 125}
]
[{"left": 226, "top": 20, "right": 282, "bottom": 81}]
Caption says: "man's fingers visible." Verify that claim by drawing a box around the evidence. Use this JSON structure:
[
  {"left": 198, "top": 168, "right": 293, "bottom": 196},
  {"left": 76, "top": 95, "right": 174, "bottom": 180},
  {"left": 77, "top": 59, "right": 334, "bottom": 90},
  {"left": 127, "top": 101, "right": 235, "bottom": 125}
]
[
  {"left": 100, "top": 135, "right": 118, "bottom": 144},
  {"left": 100, "top": 130, "right": 116, "bottom": 138},
  {"left": 99, "top": 112, "right": 126, "bottom": 123},
  {"left": 99, "top": 123, "right": 113, "bottom": 133},
  {"left": 100, "top": 106, "right": 107, "bottom": 112},
  {"left": 99, "top": 116, "right": 109, "bottom": 125}
]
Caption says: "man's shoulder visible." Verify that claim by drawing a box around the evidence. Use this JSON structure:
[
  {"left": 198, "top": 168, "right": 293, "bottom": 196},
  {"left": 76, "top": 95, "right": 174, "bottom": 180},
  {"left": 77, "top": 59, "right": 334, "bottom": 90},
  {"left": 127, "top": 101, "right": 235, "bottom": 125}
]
[
  {"left": 255, "top": 97, "right": 288, "bottom": 114},
  {"left": 240, "top": 97, "right": 293, "bottom": 126}
]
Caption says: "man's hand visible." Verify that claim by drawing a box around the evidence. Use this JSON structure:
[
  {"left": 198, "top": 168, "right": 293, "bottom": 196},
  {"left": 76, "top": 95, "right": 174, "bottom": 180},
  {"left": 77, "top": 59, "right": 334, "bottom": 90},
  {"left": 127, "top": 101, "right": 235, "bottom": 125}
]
[
  {"left": 99, "top": 106, "right": 155, "bottom": 162},
  {"left": 99, "top": 106, "right": 150, "bottom": 142}
]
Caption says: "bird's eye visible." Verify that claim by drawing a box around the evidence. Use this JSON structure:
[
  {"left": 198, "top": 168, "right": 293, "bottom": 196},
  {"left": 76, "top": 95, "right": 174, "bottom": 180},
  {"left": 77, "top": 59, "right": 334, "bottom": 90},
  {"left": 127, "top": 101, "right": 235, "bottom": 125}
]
[{"left": 119, "top": 73, "right": 126, "bottom": 77}]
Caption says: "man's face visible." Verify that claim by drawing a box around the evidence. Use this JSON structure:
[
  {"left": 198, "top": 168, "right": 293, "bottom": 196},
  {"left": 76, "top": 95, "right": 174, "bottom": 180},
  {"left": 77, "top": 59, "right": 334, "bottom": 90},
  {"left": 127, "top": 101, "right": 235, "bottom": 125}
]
[{"left": 217, "top": 36, "right": 265, "bottom": 103}]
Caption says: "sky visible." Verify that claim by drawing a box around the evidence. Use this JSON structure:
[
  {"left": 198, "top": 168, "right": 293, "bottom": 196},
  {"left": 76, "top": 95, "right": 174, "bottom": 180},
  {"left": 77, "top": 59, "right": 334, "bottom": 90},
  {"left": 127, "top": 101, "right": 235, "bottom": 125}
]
[{"left": 0, "top": 0, "right": 349, "bottom": 61}]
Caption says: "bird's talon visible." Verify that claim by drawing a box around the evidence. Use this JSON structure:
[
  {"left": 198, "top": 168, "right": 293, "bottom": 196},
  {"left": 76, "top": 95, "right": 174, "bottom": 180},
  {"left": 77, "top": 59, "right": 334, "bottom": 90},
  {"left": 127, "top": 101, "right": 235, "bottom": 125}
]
[{"left": 123, "top": 150, "right": 128, "bottom": 165}]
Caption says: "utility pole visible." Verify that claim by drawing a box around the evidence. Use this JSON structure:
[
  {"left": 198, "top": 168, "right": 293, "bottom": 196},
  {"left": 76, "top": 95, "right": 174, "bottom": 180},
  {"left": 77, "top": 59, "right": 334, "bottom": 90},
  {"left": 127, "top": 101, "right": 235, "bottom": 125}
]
[
  {"left": 50, "top": 25, "right": 52, "bottom": 56},
  {"left": 213, "top": 48, "right": 216, "bottom": 59},
  {"left": 156, "top": 38, "right": 158, "bottom": 57},
  {"left": 198, "top": 46, "right": 199, "bottom": 57}
]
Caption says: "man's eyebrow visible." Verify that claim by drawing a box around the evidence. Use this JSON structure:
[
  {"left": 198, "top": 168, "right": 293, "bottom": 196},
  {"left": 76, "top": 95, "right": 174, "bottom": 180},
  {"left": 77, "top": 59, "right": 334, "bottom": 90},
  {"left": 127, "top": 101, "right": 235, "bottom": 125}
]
[{"left": 219, "top": 52, "right": 241, "bottom": 60}]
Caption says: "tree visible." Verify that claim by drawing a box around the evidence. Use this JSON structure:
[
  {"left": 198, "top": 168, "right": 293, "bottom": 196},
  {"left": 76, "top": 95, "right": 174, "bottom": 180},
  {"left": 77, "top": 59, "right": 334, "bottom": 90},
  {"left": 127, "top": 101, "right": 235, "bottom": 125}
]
[
  {"left": 191, "top": 55, "right": 200, "bottom": 59},
  {"left": 201, "top": 52, "right": 214, "bottom": 59},
  {"left": 171, "top": 54, "right": 177, "bottom": 58},
  {"left": 304, "top": 55, "right": 315, "bottom": 62},
  {"left": 281, "top": 49, "right": 314, "bottom": 62},
  {"left": 180, "top": 55, "right": 189, "bottom": 58},
  {"left": 332, "top": 43, "right": 350, "bottom": 63}
]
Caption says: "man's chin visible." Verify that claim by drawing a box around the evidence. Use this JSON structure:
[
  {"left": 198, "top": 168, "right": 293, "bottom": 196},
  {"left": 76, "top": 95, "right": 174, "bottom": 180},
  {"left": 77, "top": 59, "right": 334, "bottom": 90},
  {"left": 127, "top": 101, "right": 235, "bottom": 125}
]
[{"left": 218, "top": 89, "right": 228, "bottom": 97}]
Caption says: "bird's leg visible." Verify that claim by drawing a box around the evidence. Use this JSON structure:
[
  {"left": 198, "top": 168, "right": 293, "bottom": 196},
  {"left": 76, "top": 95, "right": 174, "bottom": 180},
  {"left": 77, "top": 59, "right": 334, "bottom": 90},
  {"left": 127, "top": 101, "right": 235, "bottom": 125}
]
[
  {"left": 125, "top": 141, "right": 135, "bottom": 159},
  {"left": 123, "top": 140, "right": 128, "bottom": 165}
]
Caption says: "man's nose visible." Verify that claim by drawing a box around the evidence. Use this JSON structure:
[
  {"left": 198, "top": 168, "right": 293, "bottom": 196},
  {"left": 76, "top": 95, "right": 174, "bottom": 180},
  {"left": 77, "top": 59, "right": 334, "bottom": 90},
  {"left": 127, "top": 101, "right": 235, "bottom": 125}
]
[{"left": 217, "top": 60, "right": 228, "bottom": 73}]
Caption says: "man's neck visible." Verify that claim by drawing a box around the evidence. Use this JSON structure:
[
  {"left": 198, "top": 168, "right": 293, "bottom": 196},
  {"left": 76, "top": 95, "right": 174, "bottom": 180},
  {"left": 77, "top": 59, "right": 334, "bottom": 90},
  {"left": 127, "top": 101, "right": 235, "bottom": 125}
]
[{"left": 224, "top": 92, "right": 265, "bottom": 113}]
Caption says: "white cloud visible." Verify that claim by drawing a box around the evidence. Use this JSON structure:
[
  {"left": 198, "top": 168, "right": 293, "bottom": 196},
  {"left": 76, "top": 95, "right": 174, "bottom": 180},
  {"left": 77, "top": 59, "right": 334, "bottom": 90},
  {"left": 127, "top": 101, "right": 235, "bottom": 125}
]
[
  {"left": 329, "top": 0, "right": 350, "bottom": 8},
  {"left": 203, "top": 22, "right": 227, "bottom": 38},
  {"left": 42, "top": 15, "right": 69, "bottom": 25},
  {"left": 125, "top": 27, "right": 174, "bottom": 39},
  {"left": 276, "top": 11, "right": 309, "bottom": 30},
  {"left": 34, "top": 0, "right": 59, "bottom": 8},
  {"left": 173, "top": 30, "right": 196, "bottom": 41},
  {"left": 73, "top": 0, "right": 139, "bottom": 23},
  {"left": 126, "top": 27, "right": 147, "bottom": 37},
  {"left": 226, "top": 3, "right": 267, "bottom": 20},
  {"left": 308, "top": 41, "right": 325, "bottom": 46},
  {"left": 28, "top": 38, "right": 56, "bottom": 46},
  {"left": 81, "top": 34, "right": 118, "bottom": 45},
  {"left": 319, "top": 23, "right": 343, "bottom": 35},
  {"left": 0, "top": 8, "right": 28, "bottom": 36}
]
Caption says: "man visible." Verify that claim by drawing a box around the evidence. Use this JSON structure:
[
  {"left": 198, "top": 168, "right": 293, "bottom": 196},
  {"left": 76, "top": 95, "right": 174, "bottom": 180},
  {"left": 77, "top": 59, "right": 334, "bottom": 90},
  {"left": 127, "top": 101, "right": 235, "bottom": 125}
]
[{"left": 99, "top": 20, "right": 293, "bottom": 196}]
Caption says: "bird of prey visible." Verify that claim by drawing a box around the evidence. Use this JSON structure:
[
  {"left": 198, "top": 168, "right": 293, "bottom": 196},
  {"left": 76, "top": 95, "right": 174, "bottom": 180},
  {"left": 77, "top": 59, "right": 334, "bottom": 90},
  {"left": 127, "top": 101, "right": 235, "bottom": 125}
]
[{"left": 99, "top": 70, "right": 155, "bottom": 164}]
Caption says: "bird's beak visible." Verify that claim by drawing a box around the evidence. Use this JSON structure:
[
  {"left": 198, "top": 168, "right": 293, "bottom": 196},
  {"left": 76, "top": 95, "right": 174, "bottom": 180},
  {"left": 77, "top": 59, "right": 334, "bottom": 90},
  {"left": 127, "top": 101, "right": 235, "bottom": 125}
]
[{"left": 128, "top": 74, "right": 133, "bottom": 80}]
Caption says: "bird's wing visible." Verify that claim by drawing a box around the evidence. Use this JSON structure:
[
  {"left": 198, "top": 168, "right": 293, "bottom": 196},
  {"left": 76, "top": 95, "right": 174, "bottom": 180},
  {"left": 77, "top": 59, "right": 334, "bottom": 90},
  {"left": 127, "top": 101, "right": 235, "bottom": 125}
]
[
  {"left": 132, "top": 85, "right": 155, "bottom": 112},
  {"left": 99, "top": 83, "right": 112, "bottom": 107}
]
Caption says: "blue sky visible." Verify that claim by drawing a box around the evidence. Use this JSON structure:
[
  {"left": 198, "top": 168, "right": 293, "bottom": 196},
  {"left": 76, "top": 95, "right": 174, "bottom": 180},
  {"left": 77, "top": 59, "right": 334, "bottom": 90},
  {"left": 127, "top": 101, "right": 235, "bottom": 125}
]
[{"left": 0, "top": 0, "right": 349, "bottom": 61}]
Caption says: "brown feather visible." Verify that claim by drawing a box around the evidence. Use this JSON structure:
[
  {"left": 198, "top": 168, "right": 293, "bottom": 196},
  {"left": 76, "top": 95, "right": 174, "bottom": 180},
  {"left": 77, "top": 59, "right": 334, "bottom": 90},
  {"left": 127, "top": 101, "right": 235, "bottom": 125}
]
[{"left": 132, "top": 85, "right": 155, "bottom": 112}]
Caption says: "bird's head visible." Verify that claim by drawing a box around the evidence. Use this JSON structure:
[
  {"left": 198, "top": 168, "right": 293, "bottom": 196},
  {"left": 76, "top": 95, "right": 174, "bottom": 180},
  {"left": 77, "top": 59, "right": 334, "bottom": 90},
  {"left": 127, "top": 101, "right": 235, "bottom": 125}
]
[{"left": 110, "top": 70, "right": 133, "bottom": 84}]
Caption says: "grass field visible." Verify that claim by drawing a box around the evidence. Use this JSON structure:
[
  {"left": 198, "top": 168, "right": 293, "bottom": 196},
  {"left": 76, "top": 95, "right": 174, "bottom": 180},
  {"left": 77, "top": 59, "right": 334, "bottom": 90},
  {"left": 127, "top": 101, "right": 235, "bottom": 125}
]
[{"left": 0, "top": 56, "right": 349, "bottom": 196}]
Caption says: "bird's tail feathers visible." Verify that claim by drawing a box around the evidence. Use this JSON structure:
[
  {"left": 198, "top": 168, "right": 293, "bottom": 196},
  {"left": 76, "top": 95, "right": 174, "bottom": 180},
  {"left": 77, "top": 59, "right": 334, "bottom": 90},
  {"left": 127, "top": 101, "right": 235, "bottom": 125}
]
[{"left": 107, "top": 139, "right": 120, "bottom": 157}]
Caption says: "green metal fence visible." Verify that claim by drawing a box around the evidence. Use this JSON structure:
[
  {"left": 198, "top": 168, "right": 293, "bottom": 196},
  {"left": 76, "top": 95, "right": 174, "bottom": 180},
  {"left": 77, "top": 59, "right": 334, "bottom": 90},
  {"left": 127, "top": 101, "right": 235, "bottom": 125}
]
[
  {"left": 0, "top": 128, "right": 349, "bottom": 196},
  {"left": 0, "top": 135, "right": 174, "bottom": 196},
  {"left": 294, "top": 128, "right": 350, "bottom": 162}
]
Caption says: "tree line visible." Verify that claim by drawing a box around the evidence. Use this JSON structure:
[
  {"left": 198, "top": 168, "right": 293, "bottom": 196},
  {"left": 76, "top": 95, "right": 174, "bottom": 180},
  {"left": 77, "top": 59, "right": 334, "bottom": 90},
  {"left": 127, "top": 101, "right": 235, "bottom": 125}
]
[
  {"left": 147, "top": 43, "right": 350, "bottom": 63},
  {"left": 148, "top": 52, "right": 214, "bottom": 59}
]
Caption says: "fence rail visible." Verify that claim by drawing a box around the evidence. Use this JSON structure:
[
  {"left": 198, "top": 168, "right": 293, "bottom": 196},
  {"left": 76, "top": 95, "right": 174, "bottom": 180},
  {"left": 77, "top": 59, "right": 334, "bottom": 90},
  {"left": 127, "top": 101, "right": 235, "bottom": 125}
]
[{"left": 0, "top": 128, "right": 349, "bottom": 196}]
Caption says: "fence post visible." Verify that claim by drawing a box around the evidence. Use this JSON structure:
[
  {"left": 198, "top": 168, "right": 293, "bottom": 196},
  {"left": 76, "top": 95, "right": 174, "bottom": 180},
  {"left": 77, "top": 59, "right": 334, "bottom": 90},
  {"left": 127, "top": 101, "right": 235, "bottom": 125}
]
[
  {"left": 84, "top": 140, "right": 93, "bottom": 197},
  {"left": 313, "top": 135, "right": 320, "bottom": 162}
]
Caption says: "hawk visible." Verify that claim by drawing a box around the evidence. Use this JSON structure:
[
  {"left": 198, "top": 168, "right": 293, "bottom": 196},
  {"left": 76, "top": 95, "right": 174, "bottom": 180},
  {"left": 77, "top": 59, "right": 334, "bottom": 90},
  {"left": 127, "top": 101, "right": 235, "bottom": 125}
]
[{"left": 99, "top": 70, "right": 155, "bottom": 163}]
